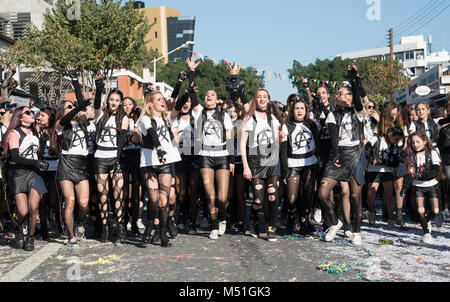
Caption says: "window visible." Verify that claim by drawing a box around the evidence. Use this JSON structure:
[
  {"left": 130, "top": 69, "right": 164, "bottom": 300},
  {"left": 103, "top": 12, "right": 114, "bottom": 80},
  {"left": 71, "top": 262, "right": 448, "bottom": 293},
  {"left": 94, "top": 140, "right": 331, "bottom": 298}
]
[
  {"left": 394, "top": 53, "right": 403, "bottom": 61},
  {"left": 176, "top": 33, "right": 183, "bottom": 38},
  {"left": 405, "top": 51, "right": 414, "bottom": 60},
  {"left": 155, "top": 31, "right": 158, "bottom": 39}
]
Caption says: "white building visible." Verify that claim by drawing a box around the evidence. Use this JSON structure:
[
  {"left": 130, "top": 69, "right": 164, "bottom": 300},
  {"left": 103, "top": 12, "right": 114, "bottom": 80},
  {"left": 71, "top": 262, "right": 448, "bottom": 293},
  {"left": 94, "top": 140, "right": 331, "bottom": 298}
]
[
  {"left": 394, "top": 64, "right": 450, "bottom": 108},
  {"left": 0, "top": 0, "right": 55, "bottom": 39},
  {"left": 337, "top": 35, "right": 450, "bottom": 79}
]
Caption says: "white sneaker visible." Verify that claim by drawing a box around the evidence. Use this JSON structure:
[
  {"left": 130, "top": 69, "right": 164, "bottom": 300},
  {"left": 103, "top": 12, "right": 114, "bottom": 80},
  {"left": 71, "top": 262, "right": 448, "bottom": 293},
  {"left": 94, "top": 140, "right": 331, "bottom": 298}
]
[
  {"left": 345, "top": 230, "right": 354, "bottom": 240},
  {"left": 325, "top": 220, "right": 343, "bottom": 242},
  {"left": 218, "top": 221, "right": 227, "bottom": 236},
  {"left": 313, "top": 208, "right": 322, "bottom": 224},
  {"left": 427, "top": 221, "right": 433, "bottom": 233},
  {"left": 200, "top": 217, "right": 209, "bottom": 229},
  {"left": 352, "top": 233, "right": 362, "bottom": 246},
  {"left": 209, "top": 229, "right": 219, "bottom": 240},
  {"left": 126, "top": 221, "right": 132, "bottom": 231},
  {"left": 136, "top": 219, "right": 145, "bottom": 231},
  {"left": 423, "top": 233, "right": 433, "bottom": 244}
]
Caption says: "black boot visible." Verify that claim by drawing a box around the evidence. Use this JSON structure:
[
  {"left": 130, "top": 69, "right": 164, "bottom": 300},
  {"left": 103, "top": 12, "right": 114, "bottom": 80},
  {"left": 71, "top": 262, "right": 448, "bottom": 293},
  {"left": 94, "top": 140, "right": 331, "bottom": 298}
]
[
  {"left": 23, "top": 235, "right": 35, "bottom": 251},
  {"left": 160, "top": 227, "right": 171, "bottom": 248},
  {"left": 286, "top": 213, "right": 295, "bottom": 235},
  {"left": 151, "top": 226, "right": 160, "bottom": 243},
  {"left": 14, "top": 226, "right": 24, "bottom": 249},
  {"left": 167, "top": 216, "right": 178, "bottom": 238},
  {"left": 100, "top": 225, "right": 108, "bottom": 243},
  {"left": 142, "top": 222, "right": 153, "bottom": 244}
]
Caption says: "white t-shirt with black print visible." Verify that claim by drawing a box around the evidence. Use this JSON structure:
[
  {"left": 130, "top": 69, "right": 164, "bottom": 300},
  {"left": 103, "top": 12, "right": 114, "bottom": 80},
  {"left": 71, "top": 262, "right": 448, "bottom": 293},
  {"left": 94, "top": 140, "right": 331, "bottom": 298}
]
[
  {"left": 139, "top": 116, "right": 181, "bottom": 167},
  {"left": 412, "top": 150, "right": 440, "bottom": 187},
  {"left": 242, "top": 113, "right": 280, "bottom": 157},
  {"left": 196, "top": 106, "right": 233, "bottom": 157},
  {"left": 326, "top": 111, "right": 365, "bottom": 147},
  {"left": 56, "top": 123, "right": 89, "bottom": 157},
  {"left": 282, "top": 123, "right": 317, "bottom": 168}
]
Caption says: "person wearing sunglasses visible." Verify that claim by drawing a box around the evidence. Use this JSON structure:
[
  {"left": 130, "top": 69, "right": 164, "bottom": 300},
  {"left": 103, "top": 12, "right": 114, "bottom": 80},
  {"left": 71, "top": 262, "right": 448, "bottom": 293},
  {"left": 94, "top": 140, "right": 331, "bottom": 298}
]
[
  {"left": 317, "top": 64, "right": 367, "bottom": 245},
  {"left": 2, "top": 106, "right": 50, "bottom": 251}
]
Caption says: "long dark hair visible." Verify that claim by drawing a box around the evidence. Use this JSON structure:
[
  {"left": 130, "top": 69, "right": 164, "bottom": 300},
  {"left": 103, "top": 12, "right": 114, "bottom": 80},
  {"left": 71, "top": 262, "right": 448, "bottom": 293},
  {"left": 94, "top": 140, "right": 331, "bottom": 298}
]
[
  {"left": 123, "top": 97, "right": 140, "bottom": 122},
  {"left": 2, "top": 106, "right": 38, "bottom": 159},
  {"left": 101, "top": 89, "right": 126, "bottom": 130},
  {"left": 286, "top": 98, "right": 311, "bottom": 124},
  {"left": 39, "top": 106, "right": 59, "bottom": 155},
  {"left": 378, "top": 102, "right": 404, "bottom": 136},
  {"left": 404, "top": 132, "right": 443, "bottom": 179}
]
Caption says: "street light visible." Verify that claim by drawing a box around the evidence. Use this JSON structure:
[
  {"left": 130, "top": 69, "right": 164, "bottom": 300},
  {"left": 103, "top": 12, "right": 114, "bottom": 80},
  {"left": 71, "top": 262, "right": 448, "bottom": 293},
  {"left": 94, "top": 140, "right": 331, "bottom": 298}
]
[{"left": 152, "top": 41, "right": 195, "bottom": 84}]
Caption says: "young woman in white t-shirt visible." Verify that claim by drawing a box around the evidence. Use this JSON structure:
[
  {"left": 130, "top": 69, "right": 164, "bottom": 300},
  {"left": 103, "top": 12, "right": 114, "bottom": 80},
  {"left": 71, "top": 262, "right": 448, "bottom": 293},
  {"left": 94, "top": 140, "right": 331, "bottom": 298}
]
[
  {"left": 138, "top": 91, "right": 181, "bottom": 247},
  {"left": 280, "top": 98, "right": 319, "bottom": 237},
  {"left": 241, "top": 89, "right": 282, "bottom": 242},
  {"left": 403, "top": 132, "right": 443, "bottom": 244},
  {"left": 93, "top": 78, "right": 130, "bottom": 243},
  {"left": 195, "top": 89, "right": 234, "bottom": 240}
]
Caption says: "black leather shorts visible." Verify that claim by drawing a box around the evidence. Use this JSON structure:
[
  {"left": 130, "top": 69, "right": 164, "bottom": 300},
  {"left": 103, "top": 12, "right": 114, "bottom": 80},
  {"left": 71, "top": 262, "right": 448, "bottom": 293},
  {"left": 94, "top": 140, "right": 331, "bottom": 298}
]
[
  {"left": 140, "top": 164, "right": 175, "bottom": 179},
  {"left": 200, "top": 156, "right": 229, "bottom": 170},
  {"left": 414, "top": 185, "right": 438, "bottom": 199},
  {"left": 94, "top": 157, "right": 116, "bottom": 175}
]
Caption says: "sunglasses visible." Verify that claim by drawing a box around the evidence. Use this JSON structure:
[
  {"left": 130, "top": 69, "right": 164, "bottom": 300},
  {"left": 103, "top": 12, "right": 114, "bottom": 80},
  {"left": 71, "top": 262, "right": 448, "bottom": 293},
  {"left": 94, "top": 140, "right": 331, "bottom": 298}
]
[
  {"left": 368, "top": 106, "right": 375, "bottom": 109},
  {"left": 23, "top": 110, "right": 34, "bottom": 116},
  {"left": 65, "top": 105, "right": 74, "bottom": 110}
]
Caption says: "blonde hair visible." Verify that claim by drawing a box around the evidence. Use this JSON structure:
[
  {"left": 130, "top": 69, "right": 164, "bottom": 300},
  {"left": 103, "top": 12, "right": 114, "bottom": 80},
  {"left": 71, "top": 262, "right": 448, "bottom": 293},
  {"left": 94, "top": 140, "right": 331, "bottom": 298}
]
[{"left": 138, "top": 91, "right": 169, "bottom": 133}]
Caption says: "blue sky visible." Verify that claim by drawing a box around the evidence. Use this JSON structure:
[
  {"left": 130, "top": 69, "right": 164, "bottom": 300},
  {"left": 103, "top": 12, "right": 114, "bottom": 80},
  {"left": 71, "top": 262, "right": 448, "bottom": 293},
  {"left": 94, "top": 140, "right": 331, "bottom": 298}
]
[{"left": 143, "top": 0, "right": 450, "bottom": 102}]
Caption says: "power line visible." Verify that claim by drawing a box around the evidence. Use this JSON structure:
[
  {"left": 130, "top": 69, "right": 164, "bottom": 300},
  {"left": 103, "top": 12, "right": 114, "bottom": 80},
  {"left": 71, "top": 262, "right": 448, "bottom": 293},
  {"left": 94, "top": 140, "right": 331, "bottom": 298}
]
[
  {"left": 395, "top": 0, "right": 447, "bottom": 37},
  {"left": 401, "top": 4, "right": 450, "bottom": 38},
  {"left": 394, "top": 0, "right": 438, "bottom": 32}
]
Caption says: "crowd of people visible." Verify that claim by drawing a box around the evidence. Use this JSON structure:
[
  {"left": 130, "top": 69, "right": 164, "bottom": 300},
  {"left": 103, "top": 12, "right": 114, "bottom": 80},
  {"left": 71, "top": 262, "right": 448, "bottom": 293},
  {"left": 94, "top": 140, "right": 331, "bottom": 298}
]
[{"left": 0, "top": 59, "right": 449, "bottom": 251}]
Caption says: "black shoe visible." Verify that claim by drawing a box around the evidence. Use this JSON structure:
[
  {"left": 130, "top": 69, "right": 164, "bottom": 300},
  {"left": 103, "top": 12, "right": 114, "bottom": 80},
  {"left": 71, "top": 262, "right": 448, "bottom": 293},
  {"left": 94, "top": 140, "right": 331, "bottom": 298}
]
[
  {"left": 151, "top": 227, "right": 160, "bottom": 243},
  {"left": 434, "top": 213, "right": 443, "bottom": 228},
  {"left": 100, "top": 225, "right": 108, "bottom": 243},
  {"left": 168, "top": 217, "right": 178, "bottom": 238},
  {"left": 131, "top": 223, "right": 140, "bottom": 236},
  {"left": 237, "top": 221, "right": 245, "bottom": 235},
  {"left": 93, "top": 220, "right": 102, "bottom": 239},
  {"left": 14, "top": 227, "right": 24, "bottom": 249},
  {"left": 187, "top": 222, "right": 197, "bottom": 235},
  {"left": 142, "top": 223, "right": 152, "bottom": 244},
  {"left": 286, "top": 215, "right": 295, "bottom": 235},
  {"left": 23, "top": 235, "right": 35, "bottom": 251},
  {"left": 160, "top": 228, "right": 171, "bottom": 248}
]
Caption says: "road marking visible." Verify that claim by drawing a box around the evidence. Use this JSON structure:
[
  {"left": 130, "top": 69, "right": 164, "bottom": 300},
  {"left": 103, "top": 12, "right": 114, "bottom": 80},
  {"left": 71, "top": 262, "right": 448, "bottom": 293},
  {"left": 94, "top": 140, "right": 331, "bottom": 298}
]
[{"left": 1, "top": 243, "right": 62, "bottom": 282}]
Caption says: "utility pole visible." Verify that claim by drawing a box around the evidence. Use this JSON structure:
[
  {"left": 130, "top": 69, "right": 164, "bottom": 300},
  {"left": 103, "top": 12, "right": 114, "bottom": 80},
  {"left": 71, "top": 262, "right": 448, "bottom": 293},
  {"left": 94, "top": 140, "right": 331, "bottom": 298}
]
[{"left": 389, "top": 28, "right": 395, "bottom": 103}]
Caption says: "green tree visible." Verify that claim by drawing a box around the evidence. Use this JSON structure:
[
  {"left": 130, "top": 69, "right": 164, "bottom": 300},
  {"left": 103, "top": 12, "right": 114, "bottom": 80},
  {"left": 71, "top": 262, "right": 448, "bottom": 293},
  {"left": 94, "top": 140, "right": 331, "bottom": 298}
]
[
  {"left": 13, "top": 0, "right": 153, "bottom": 100},
  {"left": 288, "top": 57, "right": 410, "bottom": 102},
  {"left": 157, "top": 59, "right": 265, "bottom": 104}
]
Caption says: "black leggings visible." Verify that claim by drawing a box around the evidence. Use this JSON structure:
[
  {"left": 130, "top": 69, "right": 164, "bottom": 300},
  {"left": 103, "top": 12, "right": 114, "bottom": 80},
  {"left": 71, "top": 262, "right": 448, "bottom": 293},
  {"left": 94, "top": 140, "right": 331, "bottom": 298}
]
[
  {"left": 286, "top": 166, "right": 316, "bottom": 227},
  {"left": 319, "top": 176, "right": 362, "bottom": 233},
  {"left": 250, "top": 176, "right": 280, "bottom": 228},
  {"left": 142, "top": 170, "right": 172, "bottom": 232}
]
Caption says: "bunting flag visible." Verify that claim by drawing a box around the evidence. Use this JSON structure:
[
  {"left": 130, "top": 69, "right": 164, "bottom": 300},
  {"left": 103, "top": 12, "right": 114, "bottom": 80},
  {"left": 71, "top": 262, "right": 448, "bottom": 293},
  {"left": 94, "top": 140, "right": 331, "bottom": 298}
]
[{"left": 193, "top": 52, "right": 344, "bottom": 88}]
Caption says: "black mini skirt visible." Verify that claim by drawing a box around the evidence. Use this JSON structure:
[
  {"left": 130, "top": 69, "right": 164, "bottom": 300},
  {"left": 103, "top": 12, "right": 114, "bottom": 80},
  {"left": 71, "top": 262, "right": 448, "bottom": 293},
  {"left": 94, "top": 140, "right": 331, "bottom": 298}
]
[
  {"left": 56, "top": 155, "right": 89, "bottom": 183},
  {"left": 8, "top": 167, "right": 48, "bottom": 196},
  {"left": 323, "top": 145, "right": 366, "bottom": 185}
]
